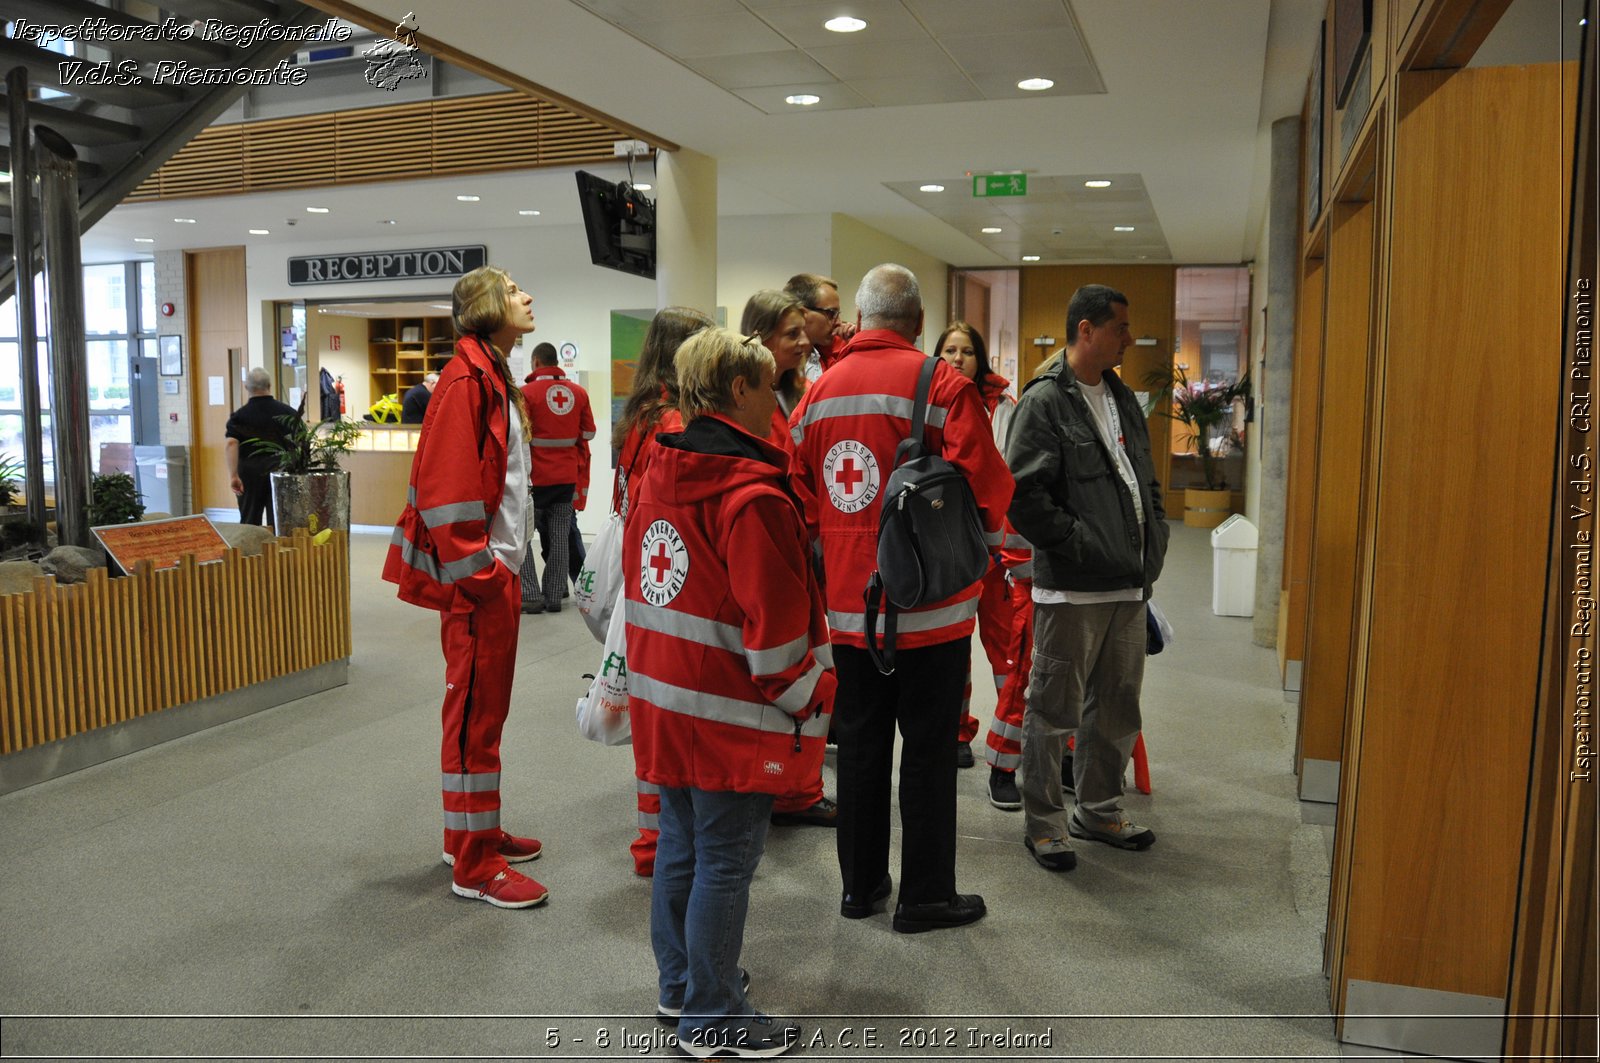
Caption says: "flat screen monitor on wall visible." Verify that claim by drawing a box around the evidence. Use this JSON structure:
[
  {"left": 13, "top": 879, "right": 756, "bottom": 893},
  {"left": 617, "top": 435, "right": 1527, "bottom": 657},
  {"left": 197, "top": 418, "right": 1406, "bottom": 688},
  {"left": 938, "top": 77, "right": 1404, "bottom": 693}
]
[{"left": 575, "top": 170, "right": 656, "bottom": 279}]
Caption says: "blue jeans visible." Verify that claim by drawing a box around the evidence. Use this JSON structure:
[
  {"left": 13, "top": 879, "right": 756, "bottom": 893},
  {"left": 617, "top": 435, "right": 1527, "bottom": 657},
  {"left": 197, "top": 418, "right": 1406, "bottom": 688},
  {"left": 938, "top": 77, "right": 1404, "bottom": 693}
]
[{"left": 651, "top": 786, "right": 774, "bottom": 1041}]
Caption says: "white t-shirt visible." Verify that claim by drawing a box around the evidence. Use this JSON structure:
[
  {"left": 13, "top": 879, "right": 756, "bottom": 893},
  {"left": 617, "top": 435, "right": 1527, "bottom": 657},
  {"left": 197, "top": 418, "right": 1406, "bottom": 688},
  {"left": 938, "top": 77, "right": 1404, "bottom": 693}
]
[
  {"left": 489, "top": 399, "right": 530, "bottom": 571},
  {"left": 1034, "top": 376, "right": 1145, "bottom": 606}
]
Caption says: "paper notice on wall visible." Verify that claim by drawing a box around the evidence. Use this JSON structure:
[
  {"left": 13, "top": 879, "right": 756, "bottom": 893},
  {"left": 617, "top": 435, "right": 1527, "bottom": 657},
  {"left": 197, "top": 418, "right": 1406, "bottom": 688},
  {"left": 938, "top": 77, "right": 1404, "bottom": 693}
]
[
  {"left": 208, "top": 376, "right": 225, "bottom": 406},
  {"left": 289, "top": 387, "right": 303, "bottom": 408}
]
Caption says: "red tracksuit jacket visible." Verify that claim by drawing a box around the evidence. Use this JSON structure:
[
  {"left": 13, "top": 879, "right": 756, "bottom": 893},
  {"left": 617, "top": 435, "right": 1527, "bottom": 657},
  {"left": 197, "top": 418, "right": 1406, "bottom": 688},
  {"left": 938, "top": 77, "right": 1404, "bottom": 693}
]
[
  {"left": 788, "top": 329, "right": 1014, "bottom": 650},
  {"left": 521, "top": 366, "right": 595, "bottom": 490},
  {"left": 382, "top": 335, "right": 512, "bottom": 612},
  {"left": 626, "top": 414, "right": 835, "bottom": 795}
]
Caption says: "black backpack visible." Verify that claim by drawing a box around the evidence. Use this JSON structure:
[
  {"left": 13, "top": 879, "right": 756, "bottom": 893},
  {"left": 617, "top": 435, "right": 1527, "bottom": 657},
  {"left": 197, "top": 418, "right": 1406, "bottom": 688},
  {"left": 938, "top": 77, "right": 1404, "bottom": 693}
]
[{"left": 864, "top": 357, "right": 990, "bottom": 675}]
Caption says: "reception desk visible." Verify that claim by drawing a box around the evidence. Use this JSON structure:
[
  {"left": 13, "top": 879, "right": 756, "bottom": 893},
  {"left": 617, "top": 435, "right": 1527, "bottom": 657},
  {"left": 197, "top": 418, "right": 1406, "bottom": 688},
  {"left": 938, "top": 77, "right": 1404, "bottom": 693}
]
[{"left": 344, "top": 425, "right": 418, "bottom": 526}]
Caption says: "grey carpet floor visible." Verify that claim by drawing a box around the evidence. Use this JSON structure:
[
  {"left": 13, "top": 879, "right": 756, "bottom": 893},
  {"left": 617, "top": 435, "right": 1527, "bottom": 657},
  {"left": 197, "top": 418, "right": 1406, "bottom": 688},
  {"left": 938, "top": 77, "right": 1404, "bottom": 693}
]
[{"left": 0, "top": 523, "right": 1361, "bottom": 1060}]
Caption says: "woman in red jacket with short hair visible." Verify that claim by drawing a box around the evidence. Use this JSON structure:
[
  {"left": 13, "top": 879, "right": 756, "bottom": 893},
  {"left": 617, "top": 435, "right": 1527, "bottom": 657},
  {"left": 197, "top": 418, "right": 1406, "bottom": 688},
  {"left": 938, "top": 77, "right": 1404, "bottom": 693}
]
[{"left": 626, "top": 326, "right": 833, "bottom": 1057}]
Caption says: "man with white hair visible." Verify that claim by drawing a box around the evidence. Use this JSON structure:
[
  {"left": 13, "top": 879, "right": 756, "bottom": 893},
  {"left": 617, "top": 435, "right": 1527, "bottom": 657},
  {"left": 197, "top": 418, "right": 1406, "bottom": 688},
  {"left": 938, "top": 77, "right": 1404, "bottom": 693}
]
[
  {"left": 789, "top": 263, "right": 1012, "bottom": 934},
  {"left": 224, "top": 367, "right": 299, "bottom": 527}
]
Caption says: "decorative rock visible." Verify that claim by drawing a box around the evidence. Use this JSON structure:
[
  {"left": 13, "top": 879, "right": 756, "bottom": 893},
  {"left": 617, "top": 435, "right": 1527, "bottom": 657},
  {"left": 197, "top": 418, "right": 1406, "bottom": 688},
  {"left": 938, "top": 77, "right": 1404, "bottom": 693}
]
[
  {"left": 218, "top": 523, "right": 276, "bottom": 557},
  {"left": 0, "top": 560, "right": 46, "bottom": 596},
  {"left": 40, "top": 545, "right": 108, "bottom": 584}
]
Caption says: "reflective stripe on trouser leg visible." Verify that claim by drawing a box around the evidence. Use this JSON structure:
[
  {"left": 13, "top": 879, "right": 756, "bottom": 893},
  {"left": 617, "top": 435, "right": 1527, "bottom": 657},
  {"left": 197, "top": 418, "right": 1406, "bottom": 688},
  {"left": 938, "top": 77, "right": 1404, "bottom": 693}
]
[
  {"left": 541, "top": 502, "right": 573, "bottom": 607},
  {"left": 976, "top": 562, "right": 1013, "bottom": 686},
  {"left": 985, "top": 593, "right": 1033, "bottom": 771},
  {"left": 440, "top": 565, "right": 522, "bottom": 885},
  {"left": 519, "top": 541, "right": 541, "bottom": 605}
]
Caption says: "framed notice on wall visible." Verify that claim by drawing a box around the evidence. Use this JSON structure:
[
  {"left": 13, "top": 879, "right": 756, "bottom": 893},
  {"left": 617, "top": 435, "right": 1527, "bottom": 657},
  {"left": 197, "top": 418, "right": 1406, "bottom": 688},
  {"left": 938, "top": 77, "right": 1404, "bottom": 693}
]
[{"left": 159, "top": 334, "right": 183, "bottom": 376}]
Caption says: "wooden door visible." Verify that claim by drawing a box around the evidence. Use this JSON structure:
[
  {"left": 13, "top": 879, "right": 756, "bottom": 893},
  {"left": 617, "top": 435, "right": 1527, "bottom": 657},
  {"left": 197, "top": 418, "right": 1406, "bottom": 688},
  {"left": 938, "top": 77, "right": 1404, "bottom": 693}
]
[{"left": 186, "top": 248, "right": 247, "bottom": 515}]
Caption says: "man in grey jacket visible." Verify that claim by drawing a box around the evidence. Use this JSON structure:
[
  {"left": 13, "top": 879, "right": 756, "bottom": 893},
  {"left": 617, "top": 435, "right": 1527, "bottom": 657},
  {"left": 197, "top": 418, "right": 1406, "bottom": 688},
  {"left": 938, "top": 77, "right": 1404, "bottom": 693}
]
[{"left": 1005, "top": 284, "right": 1169, "bottom": 871}]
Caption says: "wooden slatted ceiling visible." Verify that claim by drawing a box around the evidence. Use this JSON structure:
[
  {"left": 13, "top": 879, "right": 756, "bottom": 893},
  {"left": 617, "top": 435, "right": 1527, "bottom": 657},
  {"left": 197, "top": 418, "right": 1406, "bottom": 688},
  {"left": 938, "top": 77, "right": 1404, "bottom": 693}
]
[{"left": 127, "top": 92, "right": 632, "bottom": 201}]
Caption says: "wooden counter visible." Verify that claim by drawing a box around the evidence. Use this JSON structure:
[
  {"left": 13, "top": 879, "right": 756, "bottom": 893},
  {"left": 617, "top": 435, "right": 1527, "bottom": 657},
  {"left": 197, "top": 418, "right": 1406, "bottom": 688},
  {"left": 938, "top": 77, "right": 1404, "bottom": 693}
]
[{"left": 343, "top": 426, "right": 417, "bottom": 526}]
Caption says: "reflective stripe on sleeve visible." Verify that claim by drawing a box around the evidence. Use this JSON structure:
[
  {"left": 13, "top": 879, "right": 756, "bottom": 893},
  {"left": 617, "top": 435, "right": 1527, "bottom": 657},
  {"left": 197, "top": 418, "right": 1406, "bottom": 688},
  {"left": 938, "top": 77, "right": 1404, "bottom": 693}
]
[
  {"left": 827, "top": 597, "right": 978, "bottom": 634},
  {"left": 771, "top": 659, "right": 826, "bottom": 716},
  {"left": 745, "top": 633, "right": 810, "bottom": 677},
  {"left": 441, "top": 772, "right": 501, "bottom": 792},
  {"left": 408, "top": 487, "right": 488, "bottom": 530},
  {"left": 581, "top": 430, "right": 597, "bottom": 440},
  {"left": 443, "top": 810, "right": 500, "bottom": 832},
  {"left": 984, "top": 528, "right": 1004, "bottom": 547}
]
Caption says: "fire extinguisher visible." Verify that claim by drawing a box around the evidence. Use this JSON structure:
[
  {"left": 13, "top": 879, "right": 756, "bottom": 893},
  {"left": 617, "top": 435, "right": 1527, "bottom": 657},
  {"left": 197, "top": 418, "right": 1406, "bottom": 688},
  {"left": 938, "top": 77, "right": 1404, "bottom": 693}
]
[{"left": 335, "top": 375, "right": 346, "bottom": 414}]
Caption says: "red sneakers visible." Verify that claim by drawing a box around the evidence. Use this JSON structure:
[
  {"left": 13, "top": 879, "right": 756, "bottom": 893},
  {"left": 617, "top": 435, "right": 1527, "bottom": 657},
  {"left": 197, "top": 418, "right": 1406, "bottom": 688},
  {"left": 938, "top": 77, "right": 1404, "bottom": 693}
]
[
  {"left": 442, "top": 830, "right": 543, "bottom": 867},
  {"left": 451, "top": 868, "right": 548, "bottom": 909}
]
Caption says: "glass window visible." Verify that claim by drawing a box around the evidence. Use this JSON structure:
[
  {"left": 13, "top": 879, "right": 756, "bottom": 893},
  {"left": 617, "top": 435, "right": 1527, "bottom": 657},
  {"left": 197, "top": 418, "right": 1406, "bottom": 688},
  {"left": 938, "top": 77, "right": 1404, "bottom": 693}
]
[
  {"left": 138, "top": 262, "right": 157, "bottom": 335},
  {"left": 83, "top": 264, "right": 128, "bottom": 335}
]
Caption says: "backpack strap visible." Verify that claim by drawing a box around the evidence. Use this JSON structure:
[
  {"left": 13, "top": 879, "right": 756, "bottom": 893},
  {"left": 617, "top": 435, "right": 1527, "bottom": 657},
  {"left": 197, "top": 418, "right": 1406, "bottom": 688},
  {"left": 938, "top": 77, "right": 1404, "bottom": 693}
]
[
  {"left": 894, "top": 356, "right": 939, "bottom": 468},
  {"left": 864, "top": 573, "right": 897, "bottom": 676}
]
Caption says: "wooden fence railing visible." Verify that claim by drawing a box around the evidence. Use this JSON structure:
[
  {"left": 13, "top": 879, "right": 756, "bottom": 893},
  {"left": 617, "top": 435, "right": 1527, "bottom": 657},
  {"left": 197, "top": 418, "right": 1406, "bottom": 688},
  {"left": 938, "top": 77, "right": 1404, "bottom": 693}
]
[{"left": 0, "top": 530, "right": 350, "bottom": 756}]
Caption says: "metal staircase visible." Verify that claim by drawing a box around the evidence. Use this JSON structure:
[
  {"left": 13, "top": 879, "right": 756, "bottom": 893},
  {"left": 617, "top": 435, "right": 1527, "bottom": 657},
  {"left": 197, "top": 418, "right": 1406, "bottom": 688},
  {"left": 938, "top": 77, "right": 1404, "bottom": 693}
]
[{"left": 1, "top": 0, "right": 325, "bottom": 301}]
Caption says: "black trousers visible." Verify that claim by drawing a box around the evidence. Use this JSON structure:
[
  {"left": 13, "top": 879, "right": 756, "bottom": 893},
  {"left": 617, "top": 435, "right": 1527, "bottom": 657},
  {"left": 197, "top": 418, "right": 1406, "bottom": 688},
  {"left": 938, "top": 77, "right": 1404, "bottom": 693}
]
[
  {"left": 833, "top": 638, "right": 968, "bottom": 907},
  {"left": 237, "top": 471, "right": 273, "bottom": 527}
]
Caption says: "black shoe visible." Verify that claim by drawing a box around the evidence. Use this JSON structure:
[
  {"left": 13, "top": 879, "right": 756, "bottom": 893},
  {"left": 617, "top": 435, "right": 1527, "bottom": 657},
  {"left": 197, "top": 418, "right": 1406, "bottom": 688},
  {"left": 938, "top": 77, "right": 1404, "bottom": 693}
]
[
  {"left": 770, "top": 796, "right": 837, "bottom": 827},
  {"left": 956, "top": 742, "right": 975, "bottom": 769},
  {"left": 1025, "top": 835, "right": 1077, "bottom": 872},
  {"left": 1062, "top": 752, "right": 1075, "bottom": 794},
  {"left": 543, "top": 600, "right": 562, "bottom": 614},
  {"left": 892, "top": 893, "right": 986, "bottom": 934},
  {"left": 521, "top": 601, "right": 544, "bottom": 614},
  {"left": 988, "top": 767, "right": 1022, "bottom": 810},
  {"left": 840, "top": 874, "right": 892, "bottom": 919}
]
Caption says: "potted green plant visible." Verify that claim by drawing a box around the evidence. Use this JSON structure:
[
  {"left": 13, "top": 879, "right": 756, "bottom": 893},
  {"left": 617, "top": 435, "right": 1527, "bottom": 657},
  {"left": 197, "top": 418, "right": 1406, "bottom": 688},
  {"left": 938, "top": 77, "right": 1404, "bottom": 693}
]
[
  {"left": 89, "top": 472, "right": 146, "bottom": 525},
  {"left": 0, "top": 453, "right": 23, "bottom": 510},
  {"left": 1147, "top": 366, "right": 1251, "bottom": 528},
  {"left": 249, "top": 414, "right": 362, "bottom": 537}
]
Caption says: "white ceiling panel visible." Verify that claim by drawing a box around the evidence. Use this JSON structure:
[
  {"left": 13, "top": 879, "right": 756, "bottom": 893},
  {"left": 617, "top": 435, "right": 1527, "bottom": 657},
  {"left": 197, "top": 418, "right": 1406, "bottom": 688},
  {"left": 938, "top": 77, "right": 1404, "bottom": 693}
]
[
  {"left": 625, "top": 12, "right": 793, "bottom": 59},
  {"left": 902, "top": 0, "right": 1075, "bottom": 35},
  {"left": 848, "top": 73, "right": 982, "bottom": 106},
  {"left": 687, "top": 50, "right": 836, "bottom": 88}
]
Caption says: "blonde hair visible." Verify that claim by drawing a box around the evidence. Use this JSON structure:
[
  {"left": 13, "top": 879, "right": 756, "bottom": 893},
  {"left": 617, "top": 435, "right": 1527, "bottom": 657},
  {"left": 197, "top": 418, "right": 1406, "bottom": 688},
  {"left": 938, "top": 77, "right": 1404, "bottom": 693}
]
[
  {"left": 451, "top": 265, "right": 530, "bottom": 438},
  {"left": 676, "top": 327, "right": 775, "bottom": 420}
]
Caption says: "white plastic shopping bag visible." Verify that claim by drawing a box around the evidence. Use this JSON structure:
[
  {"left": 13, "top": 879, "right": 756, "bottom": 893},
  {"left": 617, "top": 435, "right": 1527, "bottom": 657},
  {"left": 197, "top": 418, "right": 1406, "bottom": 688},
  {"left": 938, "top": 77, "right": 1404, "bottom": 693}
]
[
  {"left": 575, "top": 509, "right": 624, "bottom": 642},
  {"left": 1148, "top": 599, "right": 1176, "bottom": 650},
  {"left": 575, "top": 587, "right": 632, "bottom": 745}
]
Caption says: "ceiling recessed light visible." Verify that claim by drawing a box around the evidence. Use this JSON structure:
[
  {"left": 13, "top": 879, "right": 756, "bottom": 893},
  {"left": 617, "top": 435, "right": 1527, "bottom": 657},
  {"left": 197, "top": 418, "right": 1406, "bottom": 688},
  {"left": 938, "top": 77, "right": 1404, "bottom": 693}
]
[
  {"left": 248, "top": 228, "right": 270, "bottom": 235},
  {"left": 981, "top": 226, "right": 1002, "bottom": 234},
  {"left": 785, "top": 94, "right": 821, "bottom": 106},
  {"left": 1017, "top": 77, "right": 1054, "bottom": 91},
  {"left": 173, "top": 217, "right": 196, "bottom": 223},
  {"left": 518, "top": 209, "right": 541, "bottom": 216},
  {"left": 456, "top": 194, "right": 480, "bottom": 202},
  {"left": 1113, "top": 225, "right": 1136, "bottom": 232},
  {"left": 134, "top": 237, "right": 154, "bottom": 243},
  {"left": 1084, "top": 179, "right": 1112, "bottom": 188},
  {"left": 824, "top": 16, "right": 867, "bottom": 32},
  {"left": 920, "top": 183, "right": 945, "bottom": 192},
  {"left": 378, "top": 219, "right": 397, "bottom": 225},
  {"left": 633, "top": 183, "right": 652, "bottom": 191},
  {"left": 1022, "top": 255, "right": 1040, "bottom": 262},
  {"left": 306, "top": 206, "right": 330, "bottom": 214}
]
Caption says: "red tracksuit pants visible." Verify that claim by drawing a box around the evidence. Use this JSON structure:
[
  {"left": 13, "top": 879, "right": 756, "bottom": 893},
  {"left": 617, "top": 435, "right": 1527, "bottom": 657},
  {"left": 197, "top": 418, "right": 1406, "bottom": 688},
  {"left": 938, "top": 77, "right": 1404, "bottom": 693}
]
[
  {"left": 440, "top": 567, "right": 522, "bottom": 887},
  {"left": 960, "top": 563, "right": 1014, "bottom": 743},
  {"left": 984, "top": 582, "right": 1033, "bottom": 772}
]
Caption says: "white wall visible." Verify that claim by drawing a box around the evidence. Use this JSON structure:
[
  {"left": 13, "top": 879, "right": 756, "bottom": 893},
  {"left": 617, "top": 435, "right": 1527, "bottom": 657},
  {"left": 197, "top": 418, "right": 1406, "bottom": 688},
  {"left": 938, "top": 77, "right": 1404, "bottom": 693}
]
[
  {"left": 716, "top": 213, "right": 831, "bottom": 321},
  {"left": 307, "top": 312, "right": 373, "bottom": 415}
]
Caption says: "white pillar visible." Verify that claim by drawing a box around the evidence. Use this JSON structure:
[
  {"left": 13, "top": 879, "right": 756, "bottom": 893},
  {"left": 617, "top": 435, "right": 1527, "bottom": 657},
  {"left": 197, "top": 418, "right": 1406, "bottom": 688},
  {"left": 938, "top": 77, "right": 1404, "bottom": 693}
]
[{"left": 653, "top": 147, "right": 717, "bottom": 315}]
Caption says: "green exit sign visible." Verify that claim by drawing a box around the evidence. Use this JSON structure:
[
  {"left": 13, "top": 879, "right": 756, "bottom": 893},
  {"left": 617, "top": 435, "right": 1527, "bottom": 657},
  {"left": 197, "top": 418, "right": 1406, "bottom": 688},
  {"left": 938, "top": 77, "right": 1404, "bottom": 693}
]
[{"left": 974, "top": 174, "right": 1027, "bottom": 197}]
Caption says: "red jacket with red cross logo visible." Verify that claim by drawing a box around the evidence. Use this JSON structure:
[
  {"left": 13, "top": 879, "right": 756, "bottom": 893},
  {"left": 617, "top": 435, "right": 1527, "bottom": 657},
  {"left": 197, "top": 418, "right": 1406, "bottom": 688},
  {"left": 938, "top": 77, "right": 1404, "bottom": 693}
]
[
  {"left": 625, "top": 414, "right": 834, "bottom": 796},
  {"left": 788, "top": 328, "right": 1014, "bottom": 650},
  {"left": 521, "top": 366, "right": 595, "bottom": 491}
]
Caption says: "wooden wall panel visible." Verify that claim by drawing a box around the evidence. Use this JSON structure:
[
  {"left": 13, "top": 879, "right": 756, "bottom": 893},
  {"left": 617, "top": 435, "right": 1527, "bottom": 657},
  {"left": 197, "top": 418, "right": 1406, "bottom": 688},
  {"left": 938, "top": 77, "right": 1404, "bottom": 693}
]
[
  {"left": 187, "top": 248, "right": 247, "bottom": 514},
  {"left": 1338, "top": 64, "right": 1565, "bottom": 1002},
  {"left": 1297, "top": 201, "right": 1375, "bottom": 788},
  {"left": 1280, "top": 256, "right": 1327, "bottom": 677}
]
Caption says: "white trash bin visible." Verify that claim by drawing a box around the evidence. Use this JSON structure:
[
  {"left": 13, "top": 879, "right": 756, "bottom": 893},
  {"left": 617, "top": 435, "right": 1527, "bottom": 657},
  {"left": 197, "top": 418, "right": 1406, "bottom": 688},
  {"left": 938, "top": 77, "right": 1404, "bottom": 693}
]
[{"left": 1210, "top": 514, "right": 1258, "bottom": 617}]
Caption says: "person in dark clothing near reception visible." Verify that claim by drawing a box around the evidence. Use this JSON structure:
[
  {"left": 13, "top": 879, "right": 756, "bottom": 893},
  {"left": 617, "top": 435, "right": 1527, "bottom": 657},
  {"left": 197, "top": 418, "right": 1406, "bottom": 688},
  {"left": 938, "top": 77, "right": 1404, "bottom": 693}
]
[
  {"left": 401, "top": 372, "right": 439, "bottom": 424},
  {"left": 224, "top": 367, "right": 298, "bottom": 527}
]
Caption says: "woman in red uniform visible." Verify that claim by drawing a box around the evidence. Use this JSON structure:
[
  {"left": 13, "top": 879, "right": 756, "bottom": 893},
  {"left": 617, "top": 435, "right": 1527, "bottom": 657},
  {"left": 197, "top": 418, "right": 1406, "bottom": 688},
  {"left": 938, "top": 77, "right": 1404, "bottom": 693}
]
[
  {"left": 739, "top": 288, "right": 836, "bottom": 828},
  {"left": 935, "top": 322, "right": 1016, "bottom": 769},
  {"left": 613, "top": 306, "right": 716, "bottom": 876},
  {"left": 738, "top": 289, "right": 811, "bottom": 455},
  {"left": 627, "top": 326, "right": 833, "bottom": 1056},
  {"left": 382, "top": 265, "right": 545, "bottom": 908}
]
